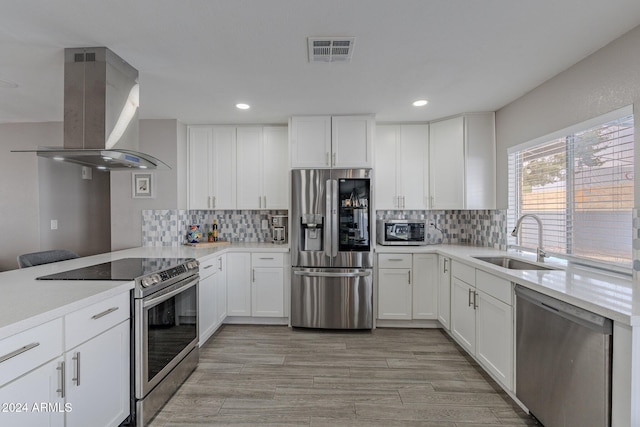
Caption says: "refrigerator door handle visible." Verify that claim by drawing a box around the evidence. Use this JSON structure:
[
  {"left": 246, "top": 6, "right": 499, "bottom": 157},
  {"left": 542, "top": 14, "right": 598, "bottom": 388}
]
[
  {"left": 294, "top": 270, "right": 372, "bottom": 278},
  {"left": 324, "top": 179, "right": 333, "bottom": 259},
  {"left": 331, "top": 179, "right": 339, "bottom": 257}
]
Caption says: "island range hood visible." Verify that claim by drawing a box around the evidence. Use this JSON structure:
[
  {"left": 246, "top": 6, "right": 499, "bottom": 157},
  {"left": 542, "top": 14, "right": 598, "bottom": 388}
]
[{"left": 14, "top": 47, "right": 169, "bottom": 170}]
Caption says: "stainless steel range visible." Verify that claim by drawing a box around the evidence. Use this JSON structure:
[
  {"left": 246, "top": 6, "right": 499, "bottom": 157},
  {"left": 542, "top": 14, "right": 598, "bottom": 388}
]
[{"left": 38, "top": 257, "right": 200, "bottom": 426}]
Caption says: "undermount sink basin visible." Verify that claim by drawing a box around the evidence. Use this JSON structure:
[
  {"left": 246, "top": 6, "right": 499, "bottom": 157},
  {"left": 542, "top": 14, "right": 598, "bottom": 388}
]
[{"left": 473, "top": 256, "right": 557, "bottom": 271}]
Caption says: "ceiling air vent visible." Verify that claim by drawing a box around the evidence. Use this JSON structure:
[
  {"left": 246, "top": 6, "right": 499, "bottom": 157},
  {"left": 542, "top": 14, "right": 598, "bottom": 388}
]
[{"left": 308, "top": 37, "right": 355, "bottom": 63}]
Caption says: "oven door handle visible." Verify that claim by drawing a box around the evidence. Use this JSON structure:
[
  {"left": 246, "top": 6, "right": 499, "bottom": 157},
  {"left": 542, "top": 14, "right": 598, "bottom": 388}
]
[{"left": 143, "top": 277, "right": 198, "bottom": 308}]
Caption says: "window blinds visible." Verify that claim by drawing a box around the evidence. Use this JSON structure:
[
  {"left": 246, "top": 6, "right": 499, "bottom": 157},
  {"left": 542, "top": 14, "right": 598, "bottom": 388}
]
[{"left": 508, "top": 113, "right": 634, "bottom": 267}]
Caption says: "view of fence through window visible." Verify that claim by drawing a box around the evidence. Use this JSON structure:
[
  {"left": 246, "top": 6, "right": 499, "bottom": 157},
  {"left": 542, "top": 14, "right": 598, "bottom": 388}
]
[{"left": 508, "top": 113, "right": 634, "bottom": 267}]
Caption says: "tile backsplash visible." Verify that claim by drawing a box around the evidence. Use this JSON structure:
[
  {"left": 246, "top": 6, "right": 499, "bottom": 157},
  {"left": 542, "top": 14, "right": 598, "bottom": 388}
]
[
  {"left": 376, "top": 210, "right": 508, "bottom": 250},
  {"left": 142, "top": 209, "right": 287, "bottom": 246},
  {"left": 142, "top": 208, "right": 507, "bottom": 249}
]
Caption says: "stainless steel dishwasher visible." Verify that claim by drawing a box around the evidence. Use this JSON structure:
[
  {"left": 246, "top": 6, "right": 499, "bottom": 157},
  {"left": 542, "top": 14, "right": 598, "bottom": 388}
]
[{"left": 515, "top": 285, "right": 613, "bottom": 427}]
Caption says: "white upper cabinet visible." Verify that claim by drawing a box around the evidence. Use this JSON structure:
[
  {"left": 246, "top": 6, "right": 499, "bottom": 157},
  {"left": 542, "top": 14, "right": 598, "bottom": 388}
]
[
  {"left": 429, "top": 113, "right": 496, "bottom": 209},
  {"left": 375, "top": 124, "right": 429, "bottom": 210},
  {"left": 236, "top": 126, "right": 288, "bottom": 209},
  {"left": 188, "top": 126, "right": 237, "bottom": 209},
  {"left": 331, "top": 116, "right": 374, "bottom": 168},
  {"left": 290, "top": 115, "right": 374, "bottom": 168},
  {"left": 262, "top": 127, "right": 289, "bottom": 209},
  {"left": 189, "top": 125, "right": 288, "bottom": 210},
  {"left": 290, "top": 116, "right": 332, "bottom": 168}
]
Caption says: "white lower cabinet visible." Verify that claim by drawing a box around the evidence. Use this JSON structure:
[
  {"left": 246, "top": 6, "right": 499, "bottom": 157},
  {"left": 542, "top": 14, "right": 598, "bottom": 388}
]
[
  {"left": 64, "top": 321, "right": 129, "bottom": 427},
  {"left": 252, "top": 253, "right": 285, "bottom": 317},
  {"left": 226, "top": 252, "right": 252, "bottom": 316},
  {"left": 437, "top": 256, "right": 451, "bottom": 330},
  {"left": 450, "top": 261, "right": 514, "bottom": 391},
  {"left": 475, "top": 290, "right": 513, "bottom": 390},
  {"left": 0, "top": 292, "right": 130, "bottom": 427},
  {"left": 377, "top": 253, "right": 438, "bottom": 320},
  {"left": 0, "top": 357, "right": 65, "bottom": 427},
  {"left": 199, "top": 253, "right": 227, "bottom": 345},
  {"left": 451, "top": 276, "right": 476, "bottom": 353}
]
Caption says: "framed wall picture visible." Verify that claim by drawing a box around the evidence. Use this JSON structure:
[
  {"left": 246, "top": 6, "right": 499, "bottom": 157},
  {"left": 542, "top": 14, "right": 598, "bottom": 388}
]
[{"left": 132, "top": 172, "right": 155, "bottom": 198}]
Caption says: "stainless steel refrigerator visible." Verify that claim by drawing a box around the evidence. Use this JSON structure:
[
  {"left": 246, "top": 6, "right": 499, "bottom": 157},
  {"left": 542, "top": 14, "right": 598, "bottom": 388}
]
[{"left": 291, "top": 168, "right": 373, "bottom": 329}]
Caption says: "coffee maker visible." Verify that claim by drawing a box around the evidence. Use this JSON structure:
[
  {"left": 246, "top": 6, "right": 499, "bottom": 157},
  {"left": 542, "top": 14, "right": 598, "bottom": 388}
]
[{"left": 271, "top": 215, "right": 288, "bottom": 244}]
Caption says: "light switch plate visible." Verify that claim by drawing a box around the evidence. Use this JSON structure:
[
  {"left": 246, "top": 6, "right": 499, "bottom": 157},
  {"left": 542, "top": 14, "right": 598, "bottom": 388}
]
[{"left": 50, "top": 219, "right": 58, "bottom": 230}]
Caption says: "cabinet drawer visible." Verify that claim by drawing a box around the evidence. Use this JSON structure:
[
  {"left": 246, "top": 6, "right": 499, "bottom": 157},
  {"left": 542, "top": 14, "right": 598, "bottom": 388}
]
[
  {"left": 65, "top": 292, "right": 130, "bottom": 350},
  {"left": 452, "top": 260, "right": 475, "bottom": 285},
  {"left": 251, "top": 253, "right": 284, "bottom": 268},
  {"left": 199, "top": 255, "right": 220, "bottom": 278},
  {"left": 476, "top": 270, "right": 512, "bottom": 305},
  {"left": 378, "top": 253, "right": 412, "bottom": 269},
  {"left": 0, "top": 318, "right": 63, "bottom": 387}
]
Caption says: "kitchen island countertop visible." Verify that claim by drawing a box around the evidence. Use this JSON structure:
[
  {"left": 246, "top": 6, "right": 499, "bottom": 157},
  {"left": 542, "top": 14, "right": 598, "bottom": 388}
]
[{"left": 0, "top": 243, "right": 289, "bottom": 340}]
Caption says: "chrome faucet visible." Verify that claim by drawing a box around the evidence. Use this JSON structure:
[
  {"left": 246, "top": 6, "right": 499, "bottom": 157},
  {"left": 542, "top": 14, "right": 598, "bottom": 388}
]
[{"left": 511, "top": 214, "right": 546, "bottom": 262}]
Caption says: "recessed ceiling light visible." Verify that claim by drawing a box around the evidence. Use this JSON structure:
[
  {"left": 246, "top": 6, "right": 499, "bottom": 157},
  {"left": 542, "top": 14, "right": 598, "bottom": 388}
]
[
  {"left": 236, "top": 103, "right": 250, "bottom": 110},
  {"left": 412, "top": 99, "right": 428, "bottom": 107},
  {"left": 97, "top": 166, "right": 107, "bottom": 170}
]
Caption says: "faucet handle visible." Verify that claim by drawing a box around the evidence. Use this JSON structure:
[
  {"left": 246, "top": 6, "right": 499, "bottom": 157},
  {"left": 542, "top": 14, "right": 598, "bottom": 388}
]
[{"left": 537, "top": 247, "right": 547, "bottom": 262}]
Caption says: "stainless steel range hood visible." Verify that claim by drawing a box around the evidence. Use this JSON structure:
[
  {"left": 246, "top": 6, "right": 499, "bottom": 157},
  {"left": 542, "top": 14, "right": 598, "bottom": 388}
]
[{"left": 14, "top": 47, "right": 169, "bottom": 170}]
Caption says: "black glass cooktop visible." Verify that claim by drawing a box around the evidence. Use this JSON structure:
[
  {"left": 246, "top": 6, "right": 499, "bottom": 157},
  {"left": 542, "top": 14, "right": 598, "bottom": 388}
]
[{"left": 36, "top": 258, "right": 194, "bottom": 281}]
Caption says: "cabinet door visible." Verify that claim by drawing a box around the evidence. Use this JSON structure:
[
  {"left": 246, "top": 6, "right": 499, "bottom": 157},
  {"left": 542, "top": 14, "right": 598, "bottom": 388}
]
[
  {"left": 450, "top": 277, "right": 476, "bottom": 354},
  {"left": 0, "top": 358, "right": 65, "bottom": 427},
  {"left": 429, "top": 116, "right": 464, "bottom": 209},
  {"left": 290, "top": 116, "right": 332, "bottom": 168},
  {"left": 400, "top": 124, "right": 429, "bottom": 209},
  {"left": 216, "top": 255, "right": 227, "bottom": 324},
  {"left": 188, "top": 127, "right": 213, "bottom": 209},
  {"left": 252, "top": 267, "right": 284, "bottom": 317},
  {"left": 236, "top": 127, "right": 263, "bottom": 209},
  {"left": 332, "top": 115, "right": 373, "bottom": 168},
  {"left": 263, "top": 127, "right": 289, "bottom": 209},
  {"left": 412, "top": 254, "right": 438, "bottom": 319},
  {"left": 374, "top": 125, "right": 399, "bottom": 209},
  {"left": 226, "top": 253, "right": 252, "bottom": 316},
  {"left": 476, "top": 291, "right": 513, "bottom": 390},
  {"left": 65, "top": 321, "right": 129, "bottom": 427},
  {"left": 377, "top": 268, "right": 412, "bottom": 320},
  {"left": 211, "top": 126, "right": 237, "bottom": 209},
  {"left": 437, "top": 256, "right": 451, "bottom": 330},
  {"left": 198, "top": 271, "right": 218, "bottom": 346}
]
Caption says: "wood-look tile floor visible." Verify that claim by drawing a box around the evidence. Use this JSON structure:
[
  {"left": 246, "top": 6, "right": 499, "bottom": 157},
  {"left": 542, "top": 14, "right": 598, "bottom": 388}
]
[{"left": 149, "top": 325, "right": 538, "bottom": 426}]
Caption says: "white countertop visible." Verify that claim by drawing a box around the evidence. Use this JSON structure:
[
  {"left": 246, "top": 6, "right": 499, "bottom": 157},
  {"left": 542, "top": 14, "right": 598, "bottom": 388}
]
[
  {"left": 376, "top": 244, "right": 640, "bottom": 326},
  {"left": 0, "top": 243, "right": 289, "bottom": 340},
  {"left": 2, "top": 241, "right": 638, "bottom": 340}
]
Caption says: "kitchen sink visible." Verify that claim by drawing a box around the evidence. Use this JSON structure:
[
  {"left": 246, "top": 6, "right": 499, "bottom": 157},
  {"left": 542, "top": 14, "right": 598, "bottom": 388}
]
[{"left": 472, "top": 256, "right": 557, "bottom": 271}]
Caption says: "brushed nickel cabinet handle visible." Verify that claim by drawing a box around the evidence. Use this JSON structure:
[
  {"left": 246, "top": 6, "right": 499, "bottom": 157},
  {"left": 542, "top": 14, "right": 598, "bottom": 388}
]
[
  {"left": 468, "top": 288, "right": 473, "bottom": 307},
  {"left": 0, "top": 342, "right": 40, "bottom": 364},
  {"left": 408, "top": 271, "right": 411, "bottom": 284},
  {"left": 443, "top": 258, "right": 449, "bottom": 273},
  {"left": 72, "top": 352, "right": 81, "bottom": 386},
  {"left": 57, "top": 361, "right": 65, "bottom": 398},
  {"left": 91, "top": 306, "right": 119, "bottom": 320}
]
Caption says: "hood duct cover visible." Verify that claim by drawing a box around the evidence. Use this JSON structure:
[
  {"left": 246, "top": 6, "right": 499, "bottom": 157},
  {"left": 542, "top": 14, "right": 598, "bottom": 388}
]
[{"left": 14, "top": 47, "right": 169, "bottom": 170}]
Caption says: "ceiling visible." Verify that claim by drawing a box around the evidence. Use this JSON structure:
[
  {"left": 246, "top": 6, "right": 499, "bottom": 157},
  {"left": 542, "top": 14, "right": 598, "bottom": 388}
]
[{"left": 1, "top": 0, "right": 640, "bottom": 126}]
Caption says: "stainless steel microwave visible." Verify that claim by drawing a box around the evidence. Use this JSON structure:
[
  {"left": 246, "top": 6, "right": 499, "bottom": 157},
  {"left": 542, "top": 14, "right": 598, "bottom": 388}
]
[{"left": 376, "top": 219, "right": 428, "bottom": 246}]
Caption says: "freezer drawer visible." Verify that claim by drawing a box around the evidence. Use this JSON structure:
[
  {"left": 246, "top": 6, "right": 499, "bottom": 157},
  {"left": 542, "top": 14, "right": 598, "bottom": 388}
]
[{"left": 291, "top": 267, "right": 373, "bottom": 329}]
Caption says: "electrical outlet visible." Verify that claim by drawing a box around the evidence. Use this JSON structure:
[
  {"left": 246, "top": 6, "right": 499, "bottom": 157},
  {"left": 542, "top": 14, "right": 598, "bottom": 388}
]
[
  {"left": 50, "top": 219, "right": 58, "bottom": 230},
  {"left": 261, "top": 219, "right": 269, "bottom": 230},
  {"left": 81, "top": 166, "right": 92, "bottom": 180}
]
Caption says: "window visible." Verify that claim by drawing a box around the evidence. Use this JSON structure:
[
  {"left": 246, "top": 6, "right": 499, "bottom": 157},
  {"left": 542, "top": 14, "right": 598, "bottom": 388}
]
[{"left": 508, "top": 108, "right": 634, "bottom": 269}]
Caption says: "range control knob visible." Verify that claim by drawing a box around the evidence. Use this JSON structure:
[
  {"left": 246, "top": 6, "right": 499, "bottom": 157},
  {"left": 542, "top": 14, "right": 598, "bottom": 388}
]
[{"left": 141, "top": 273, "right": 162, "bottom": 287}]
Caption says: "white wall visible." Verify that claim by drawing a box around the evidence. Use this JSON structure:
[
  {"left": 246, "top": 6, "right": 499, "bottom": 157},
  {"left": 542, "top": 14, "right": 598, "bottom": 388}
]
[
  {"left": 110, "top": 119, "right": 185, "bottom": 250},
  {"left": 38, "top": 158, "right": 111, "bottom": 256},
  {"left": 495, "top": 24, "right": 640, "bottom": 208},
  {"left": 0, "top": 123, "right": 49, "bottom": 270},
  {"left": 0, "top": 121, "right": 113, "bottom": 270}
]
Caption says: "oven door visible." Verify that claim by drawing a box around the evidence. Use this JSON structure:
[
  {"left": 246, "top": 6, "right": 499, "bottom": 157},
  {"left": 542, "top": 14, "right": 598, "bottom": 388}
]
[{"left": 135, "top": 274, "right": 199, "bottom": 398}]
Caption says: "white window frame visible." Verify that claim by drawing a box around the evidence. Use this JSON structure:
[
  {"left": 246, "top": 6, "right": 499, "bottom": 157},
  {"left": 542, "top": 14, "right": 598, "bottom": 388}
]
[{"left": 507, "top": 105, "right": 634, "bottom": 274}]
